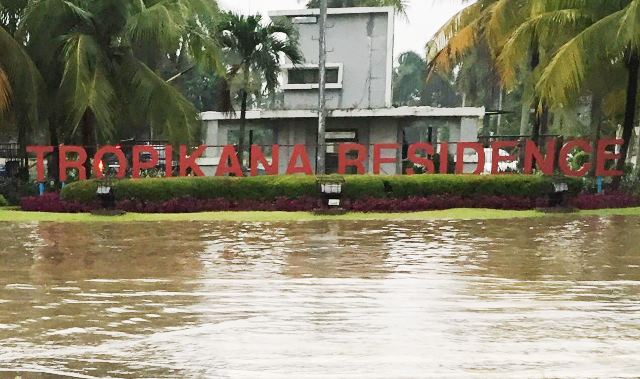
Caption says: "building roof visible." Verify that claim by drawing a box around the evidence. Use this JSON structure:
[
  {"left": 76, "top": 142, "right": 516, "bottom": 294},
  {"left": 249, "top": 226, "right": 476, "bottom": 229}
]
[
  {"left": 200, "top": 106, "right": 485, "bottom": 121},
  {"left": 269, "top": 7, "right": 395, "bottom": 18}
]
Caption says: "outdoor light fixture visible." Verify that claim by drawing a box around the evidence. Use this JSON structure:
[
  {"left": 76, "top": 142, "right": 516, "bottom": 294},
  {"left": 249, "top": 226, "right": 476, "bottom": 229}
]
[
  {"left": 550, "top": 180, "right": 570, "bottom": 208},
  {"left": 320, "top": 182, "right": 342, "bottom": 195},
  {"left": 95, "top": 178, "right": 118, "bottom": 214},
  {"left": 315, "top": 176, "right": 346, "bottom": 215}
]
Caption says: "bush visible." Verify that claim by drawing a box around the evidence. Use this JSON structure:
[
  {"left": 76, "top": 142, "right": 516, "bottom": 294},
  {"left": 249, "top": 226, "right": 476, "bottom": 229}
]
[
  {"left": 0, "top": 194, "right": 8, "bottom": 207},
  {"left": 60, "top": 174, "right": 582, "bottom": 205},
  {"left": 61, "top": 176, "right": 319, "bottom": 203},
  {"left": 0, "top": 178, "right": 38, "bottom": 205},
  {"left": 21, "top": 193, "right": 95, "bottom": 213},
  {"left": 571, "top": 192, "right": 640, "bottom": 210},
  {"left": 380, "top": 175, "right": 581, "bottom": 199}
]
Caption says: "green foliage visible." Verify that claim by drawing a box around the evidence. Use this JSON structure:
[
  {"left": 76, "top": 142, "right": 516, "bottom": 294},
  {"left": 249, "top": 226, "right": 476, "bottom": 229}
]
[
  {"left": 393, "top": 51, "right": 461, "bottom": 107},
  {"left": 2, "top": 0, "right": 221, "bottom": 152},
  {"left": 0, "top": 194, "right": 8, "bottom": 207},
  {"left": 61, "top": 175, "right": 582, "bottom": 204},
  {"left": 0, "top": 178, "right": 37, "bottom": 205},
  {"left": 380, "top": 175, "right": 581, "bottom": 199},
  {"left": 216, "top": 12, "right": 303, "bottom": 109},
  {"left": 62, "top": 176, "right": 317, "bottom": 203}
]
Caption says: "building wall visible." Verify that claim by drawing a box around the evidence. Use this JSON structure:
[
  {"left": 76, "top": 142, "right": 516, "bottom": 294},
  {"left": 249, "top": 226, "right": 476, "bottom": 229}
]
[
  {"left": 200, "top": 117, "right": 407, "bottom": 175},
  {"left": 277, "top": 9, "right": 393, "bottom": 110}
]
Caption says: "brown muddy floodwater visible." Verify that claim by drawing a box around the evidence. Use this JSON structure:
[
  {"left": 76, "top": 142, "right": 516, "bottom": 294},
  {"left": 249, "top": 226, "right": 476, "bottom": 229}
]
[{"left": 0, "top": 217, "right": 639, "bottom": 378}]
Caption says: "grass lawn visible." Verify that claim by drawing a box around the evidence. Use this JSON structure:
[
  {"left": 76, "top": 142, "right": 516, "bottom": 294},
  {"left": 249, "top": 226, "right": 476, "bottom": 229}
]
[{"left": 1, "top": 207, "right": 640, "bottom": 222}]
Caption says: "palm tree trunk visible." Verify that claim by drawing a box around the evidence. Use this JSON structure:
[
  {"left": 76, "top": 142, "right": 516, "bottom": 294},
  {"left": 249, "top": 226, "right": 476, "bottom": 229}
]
[
  {"left": 48, "top": 122, "right": 60, "bottom": 185},
  {"left": 82, "top": 110, "right": 95, "bottom": 178},
  {"left": 613, "top": 51, "right": 640, "bottom": 189},
  {"left": 17, "top": 120, "right": 29, "bottom": 181},
  {"left": 589, "top": 94, "right": 603, "bottom": 178},
  {"left": 496, "top": 89, "right": 504, "bottom": 135},
  {"left": 519, "top": 102, "right": 530, "bottom": 136},
  {"left": 238, "top": 88, "right": 248, "bottom": 173},
  {"left": 519, "top": 43, "right": 540, "bottom": 169}
]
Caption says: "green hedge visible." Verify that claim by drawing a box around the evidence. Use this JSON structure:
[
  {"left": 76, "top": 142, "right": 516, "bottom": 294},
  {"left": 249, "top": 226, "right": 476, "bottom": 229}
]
[{"left": 61, "top": 174, "right": 582, "bottom": 204}]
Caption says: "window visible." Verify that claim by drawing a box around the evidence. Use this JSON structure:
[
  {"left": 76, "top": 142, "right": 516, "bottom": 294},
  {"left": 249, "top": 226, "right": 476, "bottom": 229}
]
[
  {"left": 292, "top": 16, "right": 317, "bottom": 24},
  {"left": 283, "top": 64, "right": 343, "bottom": 90},
  {"left": 287, "top": 68, "right": 339, "bottom": 85}
]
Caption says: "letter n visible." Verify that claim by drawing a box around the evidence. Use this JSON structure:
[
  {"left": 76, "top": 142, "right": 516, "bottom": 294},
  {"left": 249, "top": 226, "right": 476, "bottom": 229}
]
[
  {"left": 251, "top": 145, "right": 279, "bottom": 176},
  {"left": 524, "top": 140, "right": 556, "bottom": 175}
]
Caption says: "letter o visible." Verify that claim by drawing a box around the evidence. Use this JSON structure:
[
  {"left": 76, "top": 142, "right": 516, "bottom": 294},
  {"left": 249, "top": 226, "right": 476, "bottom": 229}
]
[{"left": 93, "top": 145, "right": 128, "bottom": 179}]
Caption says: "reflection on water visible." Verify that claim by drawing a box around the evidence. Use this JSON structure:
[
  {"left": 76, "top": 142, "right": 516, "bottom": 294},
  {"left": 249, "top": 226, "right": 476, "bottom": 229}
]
[{"left": 0, "top": 217, "right": 639, "bottom": 378}]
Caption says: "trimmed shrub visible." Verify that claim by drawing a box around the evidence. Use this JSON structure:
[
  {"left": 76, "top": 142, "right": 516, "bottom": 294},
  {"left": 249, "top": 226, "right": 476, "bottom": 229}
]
[
  {"left": 21, "top": 193, "right": 95, "bottom": 213},
  {"left": 61, "top": 174, "right": 581, "bottom": 206},
  {"left": 61, "top": 176, "right": 319, "bottom": 203},
  {"left": 0, "top": 179, "right": 38, "bottom": 205},
  {"left": 571, "top": 192, "right": 640, "bottom": 210},
  {"left": 380, "top": 175, "right": 581, "bottom": 199}
]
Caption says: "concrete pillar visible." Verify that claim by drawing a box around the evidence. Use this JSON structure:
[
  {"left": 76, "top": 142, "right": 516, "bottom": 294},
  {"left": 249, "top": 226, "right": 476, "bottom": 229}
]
[
  {"left": 368, "top": 119, "right": 399, "bottom": 175},
  {"left": 203, "top": 120, "right": 220, "bottom": 157},
  {"left": 447, "top": 117, "right": 481, "bottom": 173},
  {"left": 448, "top": 122, "right": 461, "bottom": 157},
  {"left": 460, "top": 117, "right": 479, "bottom": 142}
]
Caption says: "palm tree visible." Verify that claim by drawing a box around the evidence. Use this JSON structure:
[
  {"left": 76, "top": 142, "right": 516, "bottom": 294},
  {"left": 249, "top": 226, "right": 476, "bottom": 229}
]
[
  {"left": 393, "top": 52, "right": 427, "bottom": 106},
  {"left": 0, "top": 0, "right": 46, "bottom": 175},
  {"left": 216, "top": 12, "right": 302, "bottom": 171},
  {"left": 18, "top": 0, "right": 220, "bottom": 178},
  {"left": 535, "top": 0, "right": 640, "bottom": 187},
  {"left": 427, "top": 0, "right": 632, "bottom": 169}
]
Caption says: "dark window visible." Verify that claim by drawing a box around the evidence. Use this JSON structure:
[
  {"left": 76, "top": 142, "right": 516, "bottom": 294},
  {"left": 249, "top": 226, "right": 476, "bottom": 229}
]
[{"left": 287, "top": 67, "right": 339, "bottom": 85}]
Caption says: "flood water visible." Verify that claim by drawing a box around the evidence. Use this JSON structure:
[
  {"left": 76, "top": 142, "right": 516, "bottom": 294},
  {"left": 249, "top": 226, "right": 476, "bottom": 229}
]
[{"left": 0, "top": 217, "right": 639, "bottom": 378}]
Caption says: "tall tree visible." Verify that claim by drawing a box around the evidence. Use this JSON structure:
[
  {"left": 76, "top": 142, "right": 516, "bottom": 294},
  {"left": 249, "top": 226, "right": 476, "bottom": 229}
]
[
  {"left": 216, "top": 12, "right": 302, "bottom": 171},
  {"left": 0, "top": 0, "right": 46, "bottom": 176},
  {"left": 393, "top": 51, "right": 459, "bottom": 107},
  {"left": 427, "top": 1, "right": 597, "bottom": 141},
  {"left": 535, "top": 0, "right": 640, "bottom": 187},
  {"left": 17, "top": 0, "right": 220, "bottom": 178}
]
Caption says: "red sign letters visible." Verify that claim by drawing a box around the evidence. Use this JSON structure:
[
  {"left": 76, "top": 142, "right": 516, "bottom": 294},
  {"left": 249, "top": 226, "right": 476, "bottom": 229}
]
[{"left": 27, "top": 139, "right": 624, "bottom": 182}]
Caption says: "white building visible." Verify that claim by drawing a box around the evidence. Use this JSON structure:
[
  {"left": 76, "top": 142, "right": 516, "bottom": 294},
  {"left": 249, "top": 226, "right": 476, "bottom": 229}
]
[{"left": 199, "top": 6, "right": 485, "bottom": 175}]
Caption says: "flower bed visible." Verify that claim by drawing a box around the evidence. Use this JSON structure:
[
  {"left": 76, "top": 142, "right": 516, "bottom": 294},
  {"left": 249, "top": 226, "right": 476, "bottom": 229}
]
[
  {"left": 60, "top": 175, "right": 581, "bottom": 203},
  {"left": 570, "top": 192, "right": 640, "bottom": 210},
  {"left": 20, "top": 190, "right": 640, "bottom": 214},
  {"left": 18, "top": 175, "right": 605, "bottom": 214}
]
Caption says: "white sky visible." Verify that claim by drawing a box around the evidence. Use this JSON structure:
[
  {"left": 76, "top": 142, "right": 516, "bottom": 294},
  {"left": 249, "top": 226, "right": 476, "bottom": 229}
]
[{"left": 217, "top": 0, "right": 469, "bottom": 60}]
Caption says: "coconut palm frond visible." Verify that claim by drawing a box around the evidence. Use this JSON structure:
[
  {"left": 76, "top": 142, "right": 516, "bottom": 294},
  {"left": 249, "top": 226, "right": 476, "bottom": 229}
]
[
  {"left": 536, "top": 9, "right": 627, "bottom": 107},
  {"left": 498, "top": 8, "right": 596, "bottom": 88},
  {"left": 617, "top": 0, "right": 640, "bottom": 50},
  {"left": 0, "top": 67, "right": 11, "bottom": 114},
  {"left": 122, "top": 54, "right": 200, "bottom": 145},
  {"left": 125, "top": 0, "right": 186, "bottom": 52},
  {"left": 486, "top": 0, "right": 526, "bottom": 48},
  {"left": 0, "top": 22, "right": 46, "bottom": 131},
  {"left": 59, "top": 33, "right": 116, "bottom": 140},
  {"left": 603, "top": 88, "right": 627, "bottom": 118},
  {"left": 426, "top": 2, "right": 486, "bottom": 72},
  {"left": 19, "top": 0, "right": 92, "bottom": 39}
]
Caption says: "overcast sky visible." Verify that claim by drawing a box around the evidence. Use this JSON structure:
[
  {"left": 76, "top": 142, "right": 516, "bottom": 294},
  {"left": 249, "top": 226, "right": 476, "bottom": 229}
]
[{"left": 217, "top": 0, "right": 469, "bottom": 60}]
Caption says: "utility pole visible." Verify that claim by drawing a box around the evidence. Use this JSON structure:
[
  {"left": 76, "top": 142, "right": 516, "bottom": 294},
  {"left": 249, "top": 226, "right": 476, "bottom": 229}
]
[{"left": 317, "top": 0, "right": 328, "bottom": 175}]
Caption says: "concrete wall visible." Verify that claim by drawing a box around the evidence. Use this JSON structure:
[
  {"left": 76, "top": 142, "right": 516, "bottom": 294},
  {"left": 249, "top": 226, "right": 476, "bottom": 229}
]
[
  {"left": 278, "top": 10, "right": 392, "bottom": 110},
  {"left": 449, "top": 117, "right": 483, "bottom": 173},
  {"left": 198, "top": 116, "right": 479, "bottom": 176}
]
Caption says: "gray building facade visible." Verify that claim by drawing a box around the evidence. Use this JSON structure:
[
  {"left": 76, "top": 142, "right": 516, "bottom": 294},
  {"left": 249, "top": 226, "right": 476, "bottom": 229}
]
[
  {"left": 198, "top": 7, "right": 485, "bottom": 175},
  {"left": 275, "top": 7, "right": 393, "bottom": 110}
]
